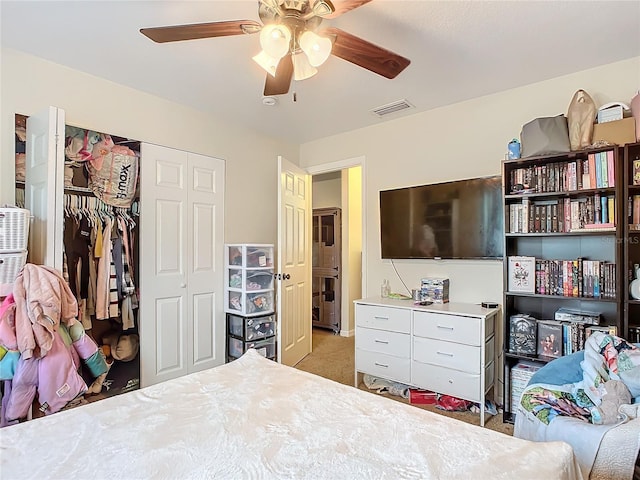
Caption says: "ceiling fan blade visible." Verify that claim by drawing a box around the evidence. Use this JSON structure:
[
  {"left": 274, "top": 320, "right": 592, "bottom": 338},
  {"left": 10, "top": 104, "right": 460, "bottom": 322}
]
[
  {"left": 322, "top": 27, "right": 410, "bottom": 79},
  {"left": 140, "top": 20, "right": 262, "bottom": 43},
  {"left": 264, "top": 54, "right": 294, "bottom": 96},
  {"left": 321, "top": 0, "right": 372, "bottom": 19}
]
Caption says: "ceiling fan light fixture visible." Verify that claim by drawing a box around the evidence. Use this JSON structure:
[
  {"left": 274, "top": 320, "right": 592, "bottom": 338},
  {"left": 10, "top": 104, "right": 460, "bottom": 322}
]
[
  {"left": 302, "top": 0, "right": 335, "bottom": 19},
  {"left": 259, "top": 23, "right": 292, "bottom": 59},
  {"left": 292, "top": 52, "right": 317, "bottom": 81},
  {"left": 299, "top": 30, "right": 332, "bottom": 67},
  {"left": 253, "top": 50, "right": 281, "bottom": 77}
]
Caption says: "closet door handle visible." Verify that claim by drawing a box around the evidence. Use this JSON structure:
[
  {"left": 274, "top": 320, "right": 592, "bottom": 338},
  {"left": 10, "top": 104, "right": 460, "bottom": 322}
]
[{"left": 180, "top": 283, "right": 187, "bottom": 288}]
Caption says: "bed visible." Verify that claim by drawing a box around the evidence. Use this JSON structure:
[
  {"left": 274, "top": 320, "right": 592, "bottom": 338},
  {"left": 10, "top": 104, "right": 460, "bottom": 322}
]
[{"left": 1, "top": 349, "right": 582, "bottom": 479}]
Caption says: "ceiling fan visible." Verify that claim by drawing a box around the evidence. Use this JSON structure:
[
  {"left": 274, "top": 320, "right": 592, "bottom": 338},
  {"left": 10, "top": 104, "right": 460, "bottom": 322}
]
[{"left": 140, "top": 0, "right": 410, "bottom": 96}]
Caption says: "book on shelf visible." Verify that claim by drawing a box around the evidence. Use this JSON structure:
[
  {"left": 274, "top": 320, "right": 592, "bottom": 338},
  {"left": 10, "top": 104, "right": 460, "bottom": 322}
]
[
  {"left": 508, "top": 256, "right": 536, "bottom": 293},
  {"left": 632, "top": 195, "right": 640, "bottom": 225},
  {"left": 510, "top": 361, "right": 542, "bottom": 412},
  {"left": 509, "top": 314, "right": 537, "bottom": 355},
  {"left": 570, "top": 222, "right": 615, "bottom": 233},
  {"left": 537, "top": 320, "right": 563, "bottom": 358},
  {"left": 634, "top": 159, "right": 640, "bottom": 186},
  {"left": 606, "top": 150, "right": 615, "bottom": 188},
  {"left": 585, "top": 325, "right": 618, "bottom": 338}
]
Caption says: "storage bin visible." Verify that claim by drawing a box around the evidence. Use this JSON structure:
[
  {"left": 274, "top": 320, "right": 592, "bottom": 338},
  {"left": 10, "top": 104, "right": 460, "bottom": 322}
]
[
  {"left": 246, "top": 246, "right": 273, "bottom": 268},
  {"left": 227, "top": 245, "right": 274, "bottom": 268},
  {"left": 0, "top": 250, "right": 27, "bottom": 296},
  {"left": 0, "top": 208, "right": 30, "bottom": 252},
  {"left": 228, "top": 335, "right": 276, "bottom": 359},
  {"left": 225, "top": 244, "right": 275, "bottom": 316},
  {"left": 228, "top": 291, "right": 274, "bottom": 316},
  {"left": 245, "top": 270, "right": 274, "bottom": 290},
  {"left": 228, "top": 269, "right": 274, "bottom": 291},
  {"left": 228, "top": 313, "right": 275, "bottom": 341}
]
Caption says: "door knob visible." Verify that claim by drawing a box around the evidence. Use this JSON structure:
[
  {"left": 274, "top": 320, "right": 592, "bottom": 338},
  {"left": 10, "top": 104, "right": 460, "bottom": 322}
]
[
  {"left": 180, "top": 283, "right": 187, "bottom": 288},
  {"left": 283, "top": 273, "right": 291, "bottom": 280}
]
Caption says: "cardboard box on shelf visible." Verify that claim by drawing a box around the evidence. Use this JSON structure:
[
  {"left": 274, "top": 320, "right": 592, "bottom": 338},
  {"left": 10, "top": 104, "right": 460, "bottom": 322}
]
[{"left": 592, "top": 117, "right": 637, "bottom": 146}]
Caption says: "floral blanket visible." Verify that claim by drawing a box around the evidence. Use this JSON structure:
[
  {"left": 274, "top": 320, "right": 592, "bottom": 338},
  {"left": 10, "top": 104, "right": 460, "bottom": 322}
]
[{"left": 519, "top": 333, "right": 640, "bottom": 425}]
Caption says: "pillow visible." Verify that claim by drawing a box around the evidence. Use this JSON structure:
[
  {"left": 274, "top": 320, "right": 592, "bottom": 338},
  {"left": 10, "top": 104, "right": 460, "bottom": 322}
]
[{"left": 528, "top": 350, "right": 584, "bottom": 386}]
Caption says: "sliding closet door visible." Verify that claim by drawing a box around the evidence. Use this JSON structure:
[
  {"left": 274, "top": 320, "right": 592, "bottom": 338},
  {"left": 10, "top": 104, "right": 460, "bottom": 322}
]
[
  {"left": 25, "top": 106, "right": 64, "bottom": 270},
  {"left": 140, "top": 144, "right": 225, "bottom": 387}
]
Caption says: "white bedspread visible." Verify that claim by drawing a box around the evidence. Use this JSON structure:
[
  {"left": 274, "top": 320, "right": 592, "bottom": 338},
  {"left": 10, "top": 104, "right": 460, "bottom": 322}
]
[{"left": 1, "top": 350, "right": 582, "bottom": 480}]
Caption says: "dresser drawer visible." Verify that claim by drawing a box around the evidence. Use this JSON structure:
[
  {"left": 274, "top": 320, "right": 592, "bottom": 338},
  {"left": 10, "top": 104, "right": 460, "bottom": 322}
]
[
  {"left": 411, "top": 362, "right": 484, "bottom": 403},
  {"left": 413, "top": 337, "right": 481, "bottom": 373},
  {"left": 356, "top": 326, "right": 410, "bottom": 358},
  {"left": 355, "top": 304, "right": 411, "bottom": 333},
  {"left": 413, "top": 311, "right": 486, "bottom": 346},
  {"left": 356, "top": 349, "right": 411, "bottom": 384}
]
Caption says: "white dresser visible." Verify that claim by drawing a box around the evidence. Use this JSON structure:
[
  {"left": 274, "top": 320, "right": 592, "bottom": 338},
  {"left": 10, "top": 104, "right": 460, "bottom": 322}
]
[{"left": 354, "top": 297, "right": 499, "bottom": 426}]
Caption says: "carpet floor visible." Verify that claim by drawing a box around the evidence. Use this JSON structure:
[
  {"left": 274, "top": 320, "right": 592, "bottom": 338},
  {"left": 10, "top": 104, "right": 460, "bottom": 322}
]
[{"left": 294, "top": 328, "right": 514, "bottom": 436}]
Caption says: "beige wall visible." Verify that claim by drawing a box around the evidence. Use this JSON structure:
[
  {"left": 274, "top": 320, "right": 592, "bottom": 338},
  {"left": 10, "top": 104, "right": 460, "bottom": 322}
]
[
  {"left": 342, "top": 166, "right": 362, "bottom": 336},
  {"left": 312, "top": 171, "right": 342, "bottom": 209},
  {"left": 0, "top": 48, "right": 299, "bottom": 244},
  {"left": 300, "top": 57, "right": 640, "bottom": 306}
]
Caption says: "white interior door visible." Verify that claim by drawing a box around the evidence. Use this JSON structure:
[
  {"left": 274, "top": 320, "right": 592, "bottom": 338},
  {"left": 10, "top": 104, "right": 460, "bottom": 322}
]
[
  {"left": 25, "top": 106, "right": 64, "bottom": 270},
  {"left": 140, "top": 143, "right": 189, "bottom": 386},
  {"left": 277, "top": 156, "right": 312, "bottom": 366},
  {"left": 186, "top": 152, "right": 225, "bottom": 373}
]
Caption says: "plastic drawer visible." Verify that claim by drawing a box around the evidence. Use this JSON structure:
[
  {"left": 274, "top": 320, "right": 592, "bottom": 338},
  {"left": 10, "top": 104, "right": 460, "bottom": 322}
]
[
  {"left": 228, "top": 314, "right": 276, "bottom": 341},
  {"left": 228, "top": 268, "right": 274, "bottom": 291},
  {"left": 245, "top": 270, "right": 274, "bottom": 290},
  {"left": 228, "top": 336, "right": 276, "bottom": 359},
  {"left": 228, "top": 291, "right": 274, "bottom": 316}
]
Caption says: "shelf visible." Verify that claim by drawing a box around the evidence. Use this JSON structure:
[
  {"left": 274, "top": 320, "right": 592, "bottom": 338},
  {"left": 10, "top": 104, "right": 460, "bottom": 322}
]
[
  {"left": 505, "top": 291, "right": 617, "bottom": 302},
  {"left": 504, "top": 351, "right": 553, "bottom": 364},
  {"left": 505, "top": 231, "right": 615, "bottom": 237},
  {"left": 505, "top": 187, "right": 616, "bottom": 200}
]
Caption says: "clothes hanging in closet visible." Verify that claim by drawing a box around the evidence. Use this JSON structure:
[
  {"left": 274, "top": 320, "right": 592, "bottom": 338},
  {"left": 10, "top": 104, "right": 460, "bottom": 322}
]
[{"left": 62, "top": 194, "right": 139, "bottom": 331}]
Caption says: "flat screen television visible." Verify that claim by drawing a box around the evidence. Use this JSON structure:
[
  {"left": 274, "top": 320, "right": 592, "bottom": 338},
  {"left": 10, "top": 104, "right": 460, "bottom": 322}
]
[{"left": 379, "top": 176, "right": 504, "bottom": 260}]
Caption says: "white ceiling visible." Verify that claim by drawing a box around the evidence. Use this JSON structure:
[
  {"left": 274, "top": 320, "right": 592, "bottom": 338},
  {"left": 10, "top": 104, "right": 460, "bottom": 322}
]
[{"left": 1, "top": 1, "right": 639, "bottom": 144}]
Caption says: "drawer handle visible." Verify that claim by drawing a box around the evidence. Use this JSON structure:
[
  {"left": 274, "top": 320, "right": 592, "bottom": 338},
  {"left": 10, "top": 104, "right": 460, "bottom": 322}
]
[
  {"left": 436, "top": 325, "right": 454, "bottom": 330},
  {"left": 374, "top": 339, "right": 389, "bottom": 344},
  {"left": 373, "top": 316, "right": 389, "bottom": 321},
  {"left": 374, "top": 362, "right": 389, "bottom": 368},
  {"left": 437, "top": 351, "right": 454, "bottom": 357}
]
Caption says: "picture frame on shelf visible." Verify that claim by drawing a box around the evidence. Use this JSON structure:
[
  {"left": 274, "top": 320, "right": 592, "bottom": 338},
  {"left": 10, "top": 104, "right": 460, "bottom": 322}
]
[
  {"left": 537, "top": 320, "right": 563, "bottom": 359},
  {"left": 508, "top": 256, "right": 536, "bottom": 293},
  {"left": 509, "top": 314, "right": 537, "bottom": 355}
]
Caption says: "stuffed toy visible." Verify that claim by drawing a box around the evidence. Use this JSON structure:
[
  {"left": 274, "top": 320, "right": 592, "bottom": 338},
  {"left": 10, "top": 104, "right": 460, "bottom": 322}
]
[{"left": 591, "top": 379, "right": 631, "bottom": 425}]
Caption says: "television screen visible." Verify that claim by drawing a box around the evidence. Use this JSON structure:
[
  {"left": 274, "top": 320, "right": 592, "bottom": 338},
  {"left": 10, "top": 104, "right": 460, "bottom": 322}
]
[{"left": 380, "top": 176, "right": 504, "bottom": 259}]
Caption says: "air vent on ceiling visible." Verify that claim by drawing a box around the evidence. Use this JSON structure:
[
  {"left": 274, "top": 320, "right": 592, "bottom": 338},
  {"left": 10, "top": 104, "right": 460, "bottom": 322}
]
[{"left": 371, "top": 99, "right": 414, "bottom": 117}]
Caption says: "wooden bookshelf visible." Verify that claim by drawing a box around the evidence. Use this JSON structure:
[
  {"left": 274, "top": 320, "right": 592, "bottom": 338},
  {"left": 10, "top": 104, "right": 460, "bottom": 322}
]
[{"left": 501, "top": 144, "right": 633, "bottom": 424}]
